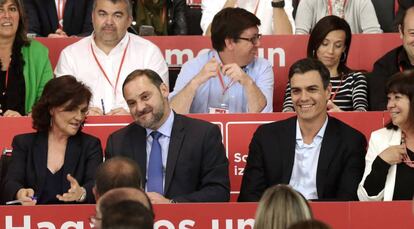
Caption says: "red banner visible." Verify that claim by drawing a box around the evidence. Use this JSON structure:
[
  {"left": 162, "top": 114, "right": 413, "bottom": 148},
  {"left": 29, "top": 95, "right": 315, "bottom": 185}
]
[{"left": 0, "top": 201, "right": 413, "bottom": 229}]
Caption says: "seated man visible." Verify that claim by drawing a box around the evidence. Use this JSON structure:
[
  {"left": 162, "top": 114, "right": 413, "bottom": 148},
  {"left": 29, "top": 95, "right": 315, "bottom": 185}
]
[
  {"left": 369, "top": 6, "right": 414, "bottom": 111},
  {"left": 170, "top": 7, "right": 274, "bottom": 114},
  {"left": 55, "top": 0, "right": 168, "bottom": 116},
  {"left": 105, "top": 69, "right": 230, "bottom": 203},
  {"left": 239, "top": 58, "right": 366, "bottom": 201},
  {"left": 201, "top": 0, "right": 294, "bottom": 35},
  {"left": 93, "top": 157, "right": 143, "bottom": 201}
]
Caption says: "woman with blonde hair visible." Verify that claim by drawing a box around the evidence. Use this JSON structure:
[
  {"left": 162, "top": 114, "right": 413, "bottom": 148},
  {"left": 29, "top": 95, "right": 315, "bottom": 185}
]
[{"left": 254, "top": 184, "right": 313, "bottom": 229}]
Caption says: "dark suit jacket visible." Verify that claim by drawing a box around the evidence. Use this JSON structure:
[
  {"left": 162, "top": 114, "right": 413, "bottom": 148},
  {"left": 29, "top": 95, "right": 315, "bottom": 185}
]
[
  {"left": 105, "top": 113, "right": 230, "bottom": 202},
  {"left": 24, "top": 0, "right": 93, "bottom": 37},
  {"left": 238, "top": 116, "right": 366, "bottom": 201},
  {"left": 1, "top": 131, "right": 103, "bottom": 204}
]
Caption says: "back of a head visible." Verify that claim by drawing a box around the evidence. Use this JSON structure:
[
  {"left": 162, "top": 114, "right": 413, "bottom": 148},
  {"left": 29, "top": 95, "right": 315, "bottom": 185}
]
[
  {"left": 95, "top": 157, "right": 143, "bottom": 198},
  {"left": 254, "top": 185, "right": 313, "bottom": 229},
  {"left": 101, "top": 200, "right": 154, "bottom": 229},
  {"left": 288, "top": 219, "right": 332, "bottom": 229},
  {"left": 210, "top": 7, "right": 260, "bottom": 52},
  {"left": 98, "top": 187, "right": 153, "bottom": 213}
]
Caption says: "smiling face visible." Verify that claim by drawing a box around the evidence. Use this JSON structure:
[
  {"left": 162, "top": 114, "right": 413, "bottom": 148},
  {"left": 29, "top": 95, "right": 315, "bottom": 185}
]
[
  {"left": 316, "top": 30, "right": 346, "bottom": 72},
  {"left": 92, "top": 0, "right": 132, "bottom": 48},
  {"left": 290, "top": 70, "right": 331, "bottom": 124},
  {"left": 50, "top": 102, "right": 89, "bottom": 137},
  {"left": 123, "top": 75, "right": 170, "bottom": 130},
  {"left": 0, "top": 0, "right": 19, "bottom": 39},
  {"left": 400, "top": 8, "right": 414, "bottom": 64},
  {"left": 387, "top": 92, "right": 411, "bottom": 130}
]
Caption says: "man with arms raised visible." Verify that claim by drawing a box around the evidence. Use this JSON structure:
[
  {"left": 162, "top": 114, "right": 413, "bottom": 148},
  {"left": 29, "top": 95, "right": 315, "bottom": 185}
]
[
  {"left": 55, "top": 0, "right": 168, "bottom": 116},
  {"left": 170, "top": 7, "right": 274, "bottom": 114},
  {"left": 106, "top": 69, "right": 230, "bottom": 203},
  {"left": 239, "top": 58, "right": 366, "bottom": 201}
]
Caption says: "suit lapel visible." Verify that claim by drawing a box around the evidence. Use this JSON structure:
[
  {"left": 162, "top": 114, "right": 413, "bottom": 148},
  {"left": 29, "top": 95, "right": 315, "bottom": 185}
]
[
  {"left": 33, "top": 132, "right": 48, "bottom": 192},
  {"left": 62, "top": 133, "right": 82, "bottom": 191},
  {"left": 62, "top": 0, "right": 73, "bottom": 30},
  {"left": 164, "top": 114, "right": 184, "bottom": 194},
  {"left": 46, "top": 0, "right": 58, "bottom": 31},
  {"left": 130, "top": 124, "right": 148, "bottom": 182},
  {"left": 281, "top": 117, "right": 297, "bottom": 183},
  {"left": 316, "top": 117, "right": 338, "bottom": 198}
]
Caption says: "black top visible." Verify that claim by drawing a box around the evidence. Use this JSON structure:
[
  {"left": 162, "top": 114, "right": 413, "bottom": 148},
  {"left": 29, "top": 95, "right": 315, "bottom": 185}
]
[
  {"left": 37, "top": 168, "right": 64, "bottom": 204},
  {"left": 368, "top": 46, "right": 414, "bottom": 111},
  {"left": 0, "top": 59, "right": 26, "bottom": 115},
  {"left": 363, "top": 148, "right": 414, "bottom": 200}
]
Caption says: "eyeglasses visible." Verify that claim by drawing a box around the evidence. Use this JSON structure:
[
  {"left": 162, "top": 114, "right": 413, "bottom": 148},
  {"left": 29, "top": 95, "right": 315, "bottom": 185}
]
[
  {"left": 237, "top": 34, "right": 262, "bottom": 45},
  {"left": 89, "top": 215, "right": 102, "bottom": 228}
]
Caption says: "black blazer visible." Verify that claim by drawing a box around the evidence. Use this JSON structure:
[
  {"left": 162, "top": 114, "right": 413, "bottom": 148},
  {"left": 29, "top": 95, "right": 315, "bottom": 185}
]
[
  {"left": 238, "top": 116, "right": 366, "bottom": 201},
  {"left": 23, "top": 0, "right": 93, "bottom": 37},
  {"left": 105, "top": 113, "right": 230, "bottom": 202},
  {"left": 1, "top": 131, "right": 103, "bottom": 204}
]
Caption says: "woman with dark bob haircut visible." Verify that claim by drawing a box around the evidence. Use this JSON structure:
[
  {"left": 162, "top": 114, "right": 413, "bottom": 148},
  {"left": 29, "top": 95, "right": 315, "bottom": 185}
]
[
  {"left": 358, "top": 70, "right": 414, "bottom": 201},
  {"left": 0, "top": 0, "right": 53, "bottom": 117},
  {"left": 1, "top": 76, "right": 103, "bottom": 205},
  {"left": 283, "top": 15, "right": 368, "bottom": 112}
]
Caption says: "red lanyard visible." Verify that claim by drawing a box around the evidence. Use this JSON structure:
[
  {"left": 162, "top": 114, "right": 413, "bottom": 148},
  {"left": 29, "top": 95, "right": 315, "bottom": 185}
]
[
  {"left": 327, "top": 0, "right": 347, "bottom": 17},
  {"left": 90, "top": 37, "right": 130, "bottom": 96},
  {"left": 216, "top": 68, "right": 235, "bottom": 95},
  {"left": 330, "top": 74, "right": 344, "bottom": 101},
  {"left": 57, "top": 0, "right": 66, "bottom": 29}
]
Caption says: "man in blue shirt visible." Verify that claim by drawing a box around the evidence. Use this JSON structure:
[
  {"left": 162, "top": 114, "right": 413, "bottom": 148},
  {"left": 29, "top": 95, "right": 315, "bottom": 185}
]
[{"left": 169, "top": 7, "right": 274, "bottom": 114}]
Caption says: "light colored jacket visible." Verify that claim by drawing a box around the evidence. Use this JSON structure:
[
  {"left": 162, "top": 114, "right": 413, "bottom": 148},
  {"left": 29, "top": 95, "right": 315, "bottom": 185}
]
[{"left": 357, "top": 128, "right": 402, "bottom": 201}]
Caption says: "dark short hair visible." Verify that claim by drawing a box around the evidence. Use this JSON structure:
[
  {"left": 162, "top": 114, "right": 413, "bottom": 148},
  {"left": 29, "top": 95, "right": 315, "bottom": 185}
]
[
  {"left": 398, "top": 5, "right": 414, "bottom": 32},
  {"left": 288, "top": 58, "right": 330, "bottom": 89},
  {"left": 31, "top": 76, "right": 92, "bottom": 132},
  {"left": 93, "top": 0, "right": 132, "bottom": 17},
  {"left": 385, "top": 70, "right": 414, "bottom": 130},
  {"left": 211, "top": 7, "right": 260, "bottom": 52},
  {"left": 95, "top": 157, "right": 143, "bottom": 196},
  {"left": 288, "top": 219, "right": 332, "bottom": 229},
  {"left": 307, "top": 15, "right": 352, "bottom": 75},
  {"left": 122, "top": 69, "right": 164, "bottom": 97},
  {"left": 101, "top": 200, "right": 154, "bottom": 229}
]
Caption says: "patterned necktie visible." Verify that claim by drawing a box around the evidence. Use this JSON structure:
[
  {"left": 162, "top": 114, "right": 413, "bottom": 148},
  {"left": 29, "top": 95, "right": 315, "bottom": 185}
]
[{"left": 147, "top": 131, "right": 163, "bottom": 194}]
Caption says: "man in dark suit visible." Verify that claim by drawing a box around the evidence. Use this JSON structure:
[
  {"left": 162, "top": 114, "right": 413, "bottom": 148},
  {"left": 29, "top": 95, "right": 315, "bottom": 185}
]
[
  {"left": 23, "top": 0, "right": 93, "bottom": 37},
  {"left": 105, "top": 69, "right": 230, "bottom": 203},
  {"left": 238, "top": 58, "right": 366, "bottom": 201}
]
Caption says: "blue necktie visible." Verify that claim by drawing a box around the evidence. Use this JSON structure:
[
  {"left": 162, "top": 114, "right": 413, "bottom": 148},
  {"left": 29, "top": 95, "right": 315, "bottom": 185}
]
[{"left": 147, "top": 131, "right": 163, "bottom": 194}]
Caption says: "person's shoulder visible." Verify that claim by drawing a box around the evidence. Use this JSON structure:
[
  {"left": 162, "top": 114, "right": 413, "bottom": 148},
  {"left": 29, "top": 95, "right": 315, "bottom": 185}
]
[
  {"left": 377, "top": 45, "right": 402, "bottom": 62},
  {"left": 176, "top": 113, "right": 215, "bottom": 129},
  {"left": 108, "top": 122, "right": 143, "bottom": 138},
  {"left": 25, "top": 39, "right": 48, "bottom": 50},
  {"left": 12, "top": 132, "right": 41, "bottom": 146},
  {"left": 328, "top": 116, "right": 365, "bottom": 139},
  {"left": 77, "top": 131, "right": 102, "bottom": 143},
  {"left": 252, "top": 57, "right": 272, "bottom": 67},
  {"left": 61, "top": 36, "right": 92, "bottom": 53},
  {"left": 370, "top": 127, "right": 394, "bottom": 139}
]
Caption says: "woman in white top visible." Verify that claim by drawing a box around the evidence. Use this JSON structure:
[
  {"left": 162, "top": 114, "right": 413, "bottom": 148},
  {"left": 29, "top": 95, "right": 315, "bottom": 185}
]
[{"left": 358, "top": 71, "right": 414, "bottom": 201}]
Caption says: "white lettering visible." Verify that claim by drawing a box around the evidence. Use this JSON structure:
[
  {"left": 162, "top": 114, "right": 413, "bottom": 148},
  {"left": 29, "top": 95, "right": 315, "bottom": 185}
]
[
  {"left": 165, "top": 49, "right": 194, "bottom": 65},
  {"left": 179, "top": 220, "right": 195, "bottom": 228},
  {"left": 154, "top": 220, "right": 175, "bottom": 229},
  {"left": 233, "top": 153, "right": 248, "bottom": 163},
  {"left": 61, "top": 221, "right": 83, "bottom": 229},
  {"left": 267, "top": 48, "right": 286, "bottom": 67},
  {"left": 5, "top": 216, "right": 30, "bottom": 229},
  {"left": 37, "top": 222, "right": 56, "bottom": 229},
  {"left": 237, "top": 219, "right": 254, "bottom": 228}
]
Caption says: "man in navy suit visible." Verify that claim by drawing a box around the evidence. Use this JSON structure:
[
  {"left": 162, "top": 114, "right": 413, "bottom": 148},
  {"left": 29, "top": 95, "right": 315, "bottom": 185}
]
[
  {"left": 105, "top": 69, "right": 230, "bottom": 204},
  {"left": 239, "top": 58, "right": 366, "bottom": 201}
]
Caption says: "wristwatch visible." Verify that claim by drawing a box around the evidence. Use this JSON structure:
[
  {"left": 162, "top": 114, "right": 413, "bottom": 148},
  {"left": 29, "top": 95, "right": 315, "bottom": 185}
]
[
  {"left": 271, "top": 0, "right": 285, "bottom": 8},
  {"left": 77, "top": 187, "right": 87, "bottom": 202}
]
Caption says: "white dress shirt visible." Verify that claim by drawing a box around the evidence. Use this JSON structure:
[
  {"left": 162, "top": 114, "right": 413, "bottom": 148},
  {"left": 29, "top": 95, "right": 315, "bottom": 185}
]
[
  {"left": 289, "top": 117, "right": 328, "bottom": 199},
  {"left": 55, "top": 32, "right": 168, "bottom": 111},
  {"left": 200, "top": 0, "right": 295, "bottom": 35}
]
